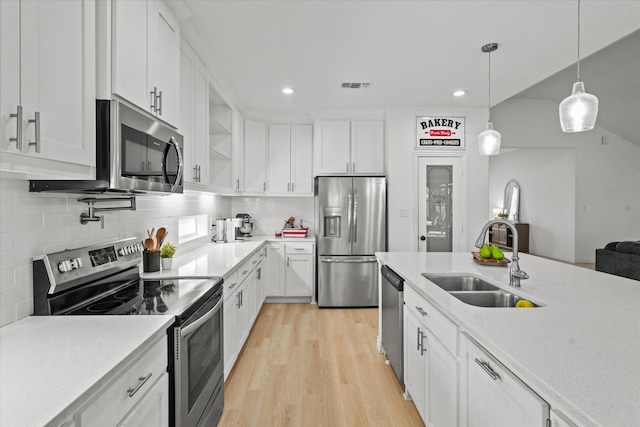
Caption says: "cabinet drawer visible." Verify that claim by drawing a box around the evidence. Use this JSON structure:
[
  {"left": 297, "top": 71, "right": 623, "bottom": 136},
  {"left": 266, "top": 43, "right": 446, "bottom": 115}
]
[
  {"left": 223, "top": 270, "right": 239, "bottom": 302},
  {"left": 77, "top": 335, "right": 168, "bottom": 425},
  {"left": 285, "top": 242, "right": 314, "bottom": 255},
  {"left": 404, "top": 285, "right": 458, "bottom": 355}
]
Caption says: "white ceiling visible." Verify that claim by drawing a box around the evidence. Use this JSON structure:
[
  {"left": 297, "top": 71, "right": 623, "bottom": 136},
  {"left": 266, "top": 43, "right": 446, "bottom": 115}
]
[{"left": 176, "top": 1, "right": 640, "bottom": 133}]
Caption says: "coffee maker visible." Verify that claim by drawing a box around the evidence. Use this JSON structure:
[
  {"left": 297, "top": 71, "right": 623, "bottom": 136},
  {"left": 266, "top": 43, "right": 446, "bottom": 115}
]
[{"left": 236, "top": 213, "right": 255, "bottom": 238}]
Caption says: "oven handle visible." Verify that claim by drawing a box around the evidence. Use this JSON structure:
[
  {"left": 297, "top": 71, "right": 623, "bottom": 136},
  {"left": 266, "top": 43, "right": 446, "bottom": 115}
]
[
  {"left": 162, "top": 136, "right": 184, "bottom": 193},
  {"left": 181, "top": 297, "right": 221, "bottom": 338}
]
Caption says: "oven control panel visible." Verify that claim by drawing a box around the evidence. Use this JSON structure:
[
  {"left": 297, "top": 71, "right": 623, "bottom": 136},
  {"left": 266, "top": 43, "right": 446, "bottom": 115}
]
[{"left": 35, "top": 238, "right": 143, "bottom": 295}]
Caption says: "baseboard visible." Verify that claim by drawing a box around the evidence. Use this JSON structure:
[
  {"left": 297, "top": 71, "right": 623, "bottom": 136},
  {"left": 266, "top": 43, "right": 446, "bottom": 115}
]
[{"left": 264, "top": 296, "right": 312, "bottom": 304}]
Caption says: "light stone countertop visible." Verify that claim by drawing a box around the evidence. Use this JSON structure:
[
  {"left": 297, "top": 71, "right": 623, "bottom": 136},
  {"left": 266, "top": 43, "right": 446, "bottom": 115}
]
[
  {"left": 376, "top": 251, "right": 640, "bottom": 427},
  {"left": 0, "top": 315, "right": 173, "bottom": 427},
  {"left": 140, "top": 235, "right": 315, "bottom": 280}
]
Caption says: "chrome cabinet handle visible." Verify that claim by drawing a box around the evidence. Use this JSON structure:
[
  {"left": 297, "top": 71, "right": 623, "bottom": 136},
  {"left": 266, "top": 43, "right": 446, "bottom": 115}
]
[
  {"left": 240, "top": 289, "right": 243, "bottom": 307},
  {"left": 148, "top": 160, "right": 152, "bottom": 171},
  {"left": 228, "top": 281, "right": 237, "bottom": 290},
  {"left": 415, "top": 306, "right": 428, "bottom": 317},
  {"left": 346, "top": 162, "right": 349, "bottom": 172},
  {"left": 9, "top": 105, "right": 23, "bottom": 150},
  {"left": 236, "top": 179, "right": 240, "bottom": 190},
  {"left": 242, "top": 269, "right": 249, "bottom": 275},
  {"left": 416, "top": 327, "right": 422, "bottom": 351},
  {"left": 236, "top": 292, "right": 241, "bottom": 308},
  {"left": 257, "top": 267, "right": 261, "bottom": 280},
  {"left": 420, "top": 330, "right": 427, "bottom": 356},
  {"left": 150, "top": 87, "right": 158, "bottom": 112},
  {"left": 28, "top": 112, "right": 41, "bottom": 153},
  {"left": 287, "top": 182, "right": 290, "bottom": 192},
  {"left": 287, "top": 256, "right": 290, "bottom": 267},
  {"left": 127, "top": 373, "right": 152, "bottom": 397},
  {"left": 157, "top": 90, "right": 163, "bottom": 115},
  {"left": 193, "top": 166, "right": 198, "bottom": 181},
  {"left": 475, "top": 358, "right": 500, "bottom": 381},
  {"left": 263, "top": 182, "right": 266, "bottom": 191},
  {"left": 353, "top": 162, "right": 356, "bottom": 173}
]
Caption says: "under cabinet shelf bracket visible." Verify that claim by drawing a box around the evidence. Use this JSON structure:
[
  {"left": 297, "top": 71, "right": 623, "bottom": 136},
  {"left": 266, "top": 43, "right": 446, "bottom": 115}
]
[{"left": 78, "top": 196, "right": 137, "bottom": 229}]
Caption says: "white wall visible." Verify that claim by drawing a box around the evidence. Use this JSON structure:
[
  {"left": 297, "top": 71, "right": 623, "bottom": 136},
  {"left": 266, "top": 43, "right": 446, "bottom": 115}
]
[
  {"left": 385, "top": 106, "right": 489, "bottom": 251},
  {"left": 489, "top": 148, "right": 576, "bottom": 262},
  {"left": 231, "top": 196, "right": 315, "bottom": 236},
  {"left": 492, "top": 98, "right": 640, "bottom": 263},
  {"left": 0, "top": 178, "right": 231, "bottom": 327}
]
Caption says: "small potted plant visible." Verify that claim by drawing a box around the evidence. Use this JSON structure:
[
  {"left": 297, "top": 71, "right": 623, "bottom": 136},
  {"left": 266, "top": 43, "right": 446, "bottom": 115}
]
[{"left": 160, "top": 242, "right": 177, "bottom": 270}]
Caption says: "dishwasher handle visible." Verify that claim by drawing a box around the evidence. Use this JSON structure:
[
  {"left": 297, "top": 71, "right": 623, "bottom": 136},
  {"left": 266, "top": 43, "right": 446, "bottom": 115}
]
[{"left": 381, "top": 265, "right": 404, "bottom": 291}]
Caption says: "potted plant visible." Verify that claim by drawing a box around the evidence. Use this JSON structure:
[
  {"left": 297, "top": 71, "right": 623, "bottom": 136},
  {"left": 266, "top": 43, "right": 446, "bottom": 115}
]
[{"left": 160, "top": 242, "right": 177, "bottom": 270}]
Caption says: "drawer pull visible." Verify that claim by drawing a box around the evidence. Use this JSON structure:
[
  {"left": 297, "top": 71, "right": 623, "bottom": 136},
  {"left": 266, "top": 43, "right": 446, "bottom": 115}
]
[
  {"left": 253, "top": 260, "right": 258, "bottom": 264},
  {"left": 475, "top": 358, "right": 500, "bottom": 381},
  {"left": 415, "top": 306, "right": 428, "bottom": 317},
  {"left": 127, "top": 373, "right": 152, "bottom": 397},
  {"left": 242, "top": 269, "right": 249, "bottom": 275},
  {"left": 228, "top": 282, "right": 237, "bottom": 290}
]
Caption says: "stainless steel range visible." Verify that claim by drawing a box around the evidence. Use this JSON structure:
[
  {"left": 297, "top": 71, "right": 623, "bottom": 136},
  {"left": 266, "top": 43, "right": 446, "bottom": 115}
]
[{"left": 32, "top": 238, "right": 224, "bottom": 427}]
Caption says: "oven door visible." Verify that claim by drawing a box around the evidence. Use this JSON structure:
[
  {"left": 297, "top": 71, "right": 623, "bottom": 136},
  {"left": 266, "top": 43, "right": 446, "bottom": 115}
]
[
  {"left": 113, "top": 101, "right": 184, "bottom": 194},
  {"left": 175, "top": 290, "right": 224, "bottom": 427}
]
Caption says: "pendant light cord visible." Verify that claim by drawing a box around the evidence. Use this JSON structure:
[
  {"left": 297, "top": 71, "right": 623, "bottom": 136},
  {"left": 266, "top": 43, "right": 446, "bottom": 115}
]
[
  {"left": 488, "top": 50, "right": 492, "bottom": 122},
  {"left": 577, "top": 0, "right": 581, "bottom": 81}
]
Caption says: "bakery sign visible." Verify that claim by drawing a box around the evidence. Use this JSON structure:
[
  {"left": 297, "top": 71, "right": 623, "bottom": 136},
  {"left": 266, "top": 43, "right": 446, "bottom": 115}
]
[{"left": 415, "top": 116, "right": 466, "bottom": 149}]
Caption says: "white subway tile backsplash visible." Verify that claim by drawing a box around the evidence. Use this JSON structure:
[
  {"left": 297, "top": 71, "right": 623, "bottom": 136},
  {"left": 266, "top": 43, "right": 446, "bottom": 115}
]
[{"left": 0, "top": 177, "right": 231, "bottom": 327}]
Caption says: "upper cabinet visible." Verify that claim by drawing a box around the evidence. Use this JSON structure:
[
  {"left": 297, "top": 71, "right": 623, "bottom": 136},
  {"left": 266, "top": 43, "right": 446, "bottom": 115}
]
[
  {"left": 112, "top": 0, "right": 180, "bottom": 128},
  {"left": 209, "top": 87, "right": 237, "bottom": 192},
  {"left": 243, "top": 120, "right": 268, "bottom": 194},
  {"left": 0, "top": 0, "right": 96, "bottom": 178},
  {"left": 268, "top": 124, "right": 313, "bottom": 195},
  {"left": 314, "top": 120, "right": 384, "bottom": 175}
]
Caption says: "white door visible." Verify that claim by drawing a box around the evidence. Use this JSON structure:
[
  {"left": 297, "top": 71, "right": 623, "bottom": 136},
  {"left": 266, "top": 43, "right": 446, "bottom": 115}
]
[
  {"left": 285, "top": 255, "right": 313, "bottom": 297},
  {"left": 266, "top": 243, "right": 285, "bottom": 297},
  {"left": 314, "top": 121, "right": 350, "bottom": 174},
  {"left": 417, "top": 156, "right": 465, "bottom": 252},
  {"left": 351, "top": 121, "right": 384, "bottom": 174},
  {"left": 291, "top": 124, "right": 313, "bottom": 194},
  {"left": 268, "top": 124, "right": 292, "bottom": 194},
  {"left": 244, "top": 119, "right": 267, "bottom": 193},
  {"left": 119, "top": 374, "right": 169, "bottom": 427}
]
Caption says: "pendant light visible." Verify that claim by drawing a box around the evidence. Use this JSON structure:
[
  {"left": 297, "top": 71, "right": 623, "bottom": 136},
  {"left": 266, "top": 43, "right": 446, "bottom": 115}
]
[
  {"left": 478, "top": 42, "right": 501, "bottom": 156},
  {"left": 559, "top": 0, "right": 599, "bottom": 132}
]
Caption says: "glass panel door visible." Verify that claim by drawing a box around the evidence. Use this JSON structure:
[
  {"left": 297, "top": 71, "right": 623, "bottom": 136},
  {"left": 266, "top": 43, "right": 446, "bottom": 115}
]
[{"left": 418, "top": 156, "right": 465, "bottom": 252}]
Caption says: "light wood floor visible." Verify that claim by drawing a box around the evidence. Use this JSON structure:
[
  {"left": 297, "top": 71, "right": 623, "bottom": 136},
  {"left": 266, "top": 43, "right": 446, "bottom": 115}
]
[{"left": 218, "top": 303, "right": 424, "bottom": 427}]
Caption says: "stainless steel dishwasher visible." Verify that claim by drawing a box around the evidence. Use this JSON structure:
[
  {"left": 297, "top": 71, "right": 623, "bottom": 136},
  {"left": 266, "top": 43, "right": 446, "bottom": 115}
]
[{"left": 381, "top": 265, "right": 404, "bottom": 387}]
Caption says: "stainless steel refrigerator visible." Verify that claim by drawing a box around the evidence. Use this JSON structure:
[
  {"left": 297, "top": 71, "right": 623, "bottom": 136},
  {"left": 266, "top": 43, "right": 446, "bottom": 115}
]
[{"left": 316, "top": 176, "right": 386, "bottom": 307}]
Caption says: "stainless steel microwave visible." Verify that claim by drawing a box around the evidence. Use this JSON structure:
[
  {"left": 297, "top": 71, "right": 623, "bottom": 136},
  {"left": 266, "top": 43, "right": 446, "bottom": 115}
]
[{"left": 30, "top": 100, "right": 184, "bottom": 194}]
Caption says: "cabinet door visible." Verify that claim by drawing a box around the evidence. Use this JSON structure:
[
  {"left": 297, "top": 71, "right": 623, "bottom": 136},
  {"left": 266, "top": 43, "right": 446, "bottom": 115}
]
[
  {"left": 147, "top": 0, "right": 180, "bottom": 127},
  {"left": 460, "top": 335, "right": 550, "bottom": 427},
  {"left": 112, "top": 0, "right": 149, "bottom": 111},
  {"left": 18, "top": 0, "right": 95, "bottom": 166},
  {"left": 0, "top": 0, "right": 20, "bottom": 154},
  {"left": 426, "top": 329, "right": 458, "bottom": 427},
  {"left": 404, "top": 308, "right": 427, "bottom": 421},
  {"left": 244, "top": 119, "right": 267, "bottom": 193},
  {"left": 119, "top": 373, "right": 169, "bottom": 427},
  {"left": 236, "top": 281, "right": 251, "bottom": 348},
  {"left": 193, "top": 60, "right": 210, "bottom": 185},
  {"left": 314, "top": 121, "right": 350, "bottom": 174},
  {"left": 290, "top": 125, "right": 313, "bottom": 194},
  {"left": 179, "top": 42, "right": 196, "bottom": 183},
  {"left": 351, "top": 121, "right": 384, "bottom": 174},
  {"left": 223, "top": 293, "right": 238, "bottom": 379},
  {"left": 285, "top": 254, "right": 313, "bottom": 297},
  {"left": 268, "top": 124, "right": 292, "bottom": 194},
  {"left": 266, "top": 243, "right": 285, "bottom": 297}
]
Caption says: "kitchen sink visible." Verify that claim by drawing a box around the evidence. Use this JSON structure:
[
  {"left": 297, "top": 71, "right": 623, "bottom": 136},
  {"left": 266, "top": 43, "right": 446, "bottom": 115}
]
[
  {"left": 422, "top": 274, "right": 500, "bottom": 292},
  {"left": 448, "top": 291, "right": 533, "bottom": 308}
]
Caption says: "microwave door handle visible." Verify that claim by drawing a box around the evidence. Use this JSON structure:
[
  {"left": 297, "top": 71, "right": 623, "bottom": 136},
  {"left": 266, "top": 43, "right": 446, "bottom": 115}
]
[
  {"left": 181, "top": 298, "right": 221, "bottom": 338},
  {"left": 162, "top": 136, "right": 184, "bottom": 192}
]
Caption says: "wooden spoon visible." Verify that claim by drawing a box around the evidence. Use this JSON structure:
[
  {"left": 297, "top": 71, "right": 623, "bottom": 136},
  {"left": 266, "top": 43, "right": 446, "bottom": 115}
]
[
  {"left": 155, "top": 227, "right": 166, "bottom": 251},
  {"left": 144, "top": 237, "right": 155, "bottom": 251}
]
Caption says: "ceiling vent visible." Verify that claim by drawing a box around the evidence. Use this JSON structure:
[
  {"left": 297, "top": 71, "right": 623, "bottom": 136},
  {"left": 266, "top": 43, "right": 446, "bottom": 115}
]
[{"left": 341, "top": 82, "right": 372, "bottom": 89}]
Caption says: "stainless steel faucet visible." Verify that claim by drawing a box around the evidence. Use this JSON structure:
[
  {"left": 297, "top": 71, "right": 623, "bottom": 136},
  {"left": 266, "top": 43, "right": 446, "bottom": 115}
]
[{"left": 475, "top": 220, "right": 529, "bottom": 287}]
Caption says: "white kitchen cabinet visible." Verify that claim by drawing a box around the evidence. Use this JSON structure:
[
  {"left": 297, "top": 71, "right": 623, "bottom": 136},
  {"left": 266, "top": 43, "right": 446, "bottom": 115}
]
[
  {"left": 244, "top": 119, "right": 268, "bottom": 193},
  {"left": 459, "top": 333, "right": 550, "bottom": 427},
  {"left": 403, "top": 290, "right": 458, "bottom": 427},
  {"left": 0, "top": 0, "right": 96, "bottom": 177},
  {"left": 268, "top": 124, "right": 313, "bottom": 195},
  {"left": 266, "top": 242, "right": 285, "bottom": 297},
  {"left": 209, "top": 86, "right": 236, "bottom": 192},
  {"left": 314, "top": 120, "right": 384, "bottom": 175},
  {"left": 74, "top": 335, "right": 168, "bottom": 426},
  {"left": 112, "top": 0, "right": 180, "bottom": 127},
  {"left": 180, "top": 38, "right": 209, "bottom": 187}
]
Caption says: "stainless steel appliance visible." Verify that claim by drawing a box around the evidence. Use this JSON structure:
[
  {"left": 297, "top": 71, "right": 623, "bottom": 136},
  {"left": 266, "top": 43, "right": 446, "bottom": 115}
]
[
  {"left": 381, "top": 265, "right": 404, "bottom": 387},
  {"left": 32, "top": 238, "right": 223, "bottom": 427},
  {"left": 29, "top": 100, "right": 184, "bottom": 194},
  {"left": 225, "top": 218, "right": 243, "bottom": 242},
  {"left": 235, "top": 213, "right": 255, "bottom": 238},
  {"left": 316, "top": 176, "right": 386, "bottom": 307}
]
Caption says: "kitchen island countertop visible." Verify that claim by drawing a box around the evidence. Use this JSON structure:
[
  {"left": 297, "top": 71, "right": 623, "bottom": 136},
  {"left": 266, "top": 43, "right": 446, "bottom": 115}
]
[
  {"left": 0, "top": 315, "right": 173, "bottom": 427},
  {"left": 376, "top": 251, "right": 640, "bottom": 427}
]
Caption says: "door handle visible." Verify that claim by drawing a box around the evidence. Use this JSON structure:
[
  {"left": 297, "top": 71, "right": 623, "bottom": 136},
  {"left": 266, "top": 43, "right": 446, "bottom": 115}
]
[
  {"left": 157, "top": 90, "right": 163, "bottom": 115},
  {"left": 28, "top": 112, "right": 41, "bottom": 153},
  {"left": 320, "top": 258, "right": 377, "bottom": 263},
  {"left": 347, "top": 188, "right": 353, "bottom": 243},
  {"left": 150, "top": 87, "right": 158, "bottom": 112},
  {"left": 162, "top": 136, "right": 184, "bottom": 193},
  {"left": 181, "top": 298, "right": 221, "bottom": 338},
  {"left": 127, "top": 373, "right": 153, "bottom": 397},
  {"left": 475, "top": 358, "right": 500, "bottom": 381},
  {"left": 9, "top": 105, "right": 23, "bottom": 150},
  {"left": 353, "top": 188, "right": 358, "bottom": 242}
]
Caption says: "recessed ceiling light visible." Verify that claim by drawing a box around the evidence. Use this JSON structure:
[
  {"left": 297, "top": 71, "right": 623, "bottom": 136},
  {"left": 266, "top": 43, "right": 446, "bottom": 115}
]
[
  {"left": 282, "top": 88, "right": 295, "bottom": 94},
  {"left": 453, "top": 90, "right": 467, "bottom": 97}
]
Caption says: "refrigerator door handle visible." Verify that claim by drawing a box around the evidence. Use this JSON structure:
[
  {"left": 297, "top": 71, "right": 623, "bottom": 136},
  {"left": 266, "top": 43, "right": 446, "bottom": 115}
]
[
  {"left": 347, "top": 188, "right": 353, "bottom": 243},
  {"left": 320, "top": 258, "right": 378, "bottom": 263},
  {"left": 353, "top": 188, "right": 358, "bottom": 243}
]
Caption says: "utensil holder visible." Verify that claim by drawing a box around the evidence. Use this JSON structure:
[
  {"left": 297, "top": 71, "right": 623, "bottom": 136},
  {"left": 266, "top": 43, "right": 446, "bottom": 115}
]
[{"left": 143, "top": 251, "right": 160, "bottom": 272}]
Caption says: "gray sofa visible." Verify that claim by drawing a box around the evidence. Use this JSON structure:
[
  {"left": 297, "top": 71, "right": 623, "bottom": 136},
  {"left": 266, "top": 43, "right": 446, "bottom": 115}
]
[{"left": 595, "top": 241, "right": 640, "bottom": 281}]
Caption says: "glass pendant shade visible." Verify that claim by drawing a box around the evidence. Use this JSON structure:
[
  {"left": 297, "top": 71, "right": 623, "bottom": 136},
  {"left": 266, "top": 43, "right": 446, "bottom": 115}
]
[
  {"left": 478, "top": 122, "right": 501, "bottom": 155},
  {"left": 559, "top": 81, "right": 599, "bottom": 132}
]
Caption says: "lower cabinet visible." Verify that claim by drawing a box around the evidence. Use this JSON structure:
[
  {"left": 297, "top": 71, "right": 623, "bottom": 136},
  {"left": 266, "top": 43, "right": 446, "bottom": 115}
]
[
  {"left": 223, "top": 247, "right": 266, "bottom": 379},
  {"left": 459, "top": 333, "right": 550, "bottom": 427},
  {"left": 404, "top": 300, "right": 457, "bottom": 427},
  {"left": 72, "top": 334, "right": 168, "bottom": 426},
  {"left": 266, "top": 241, "right": 314, "bottom": 299}
]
